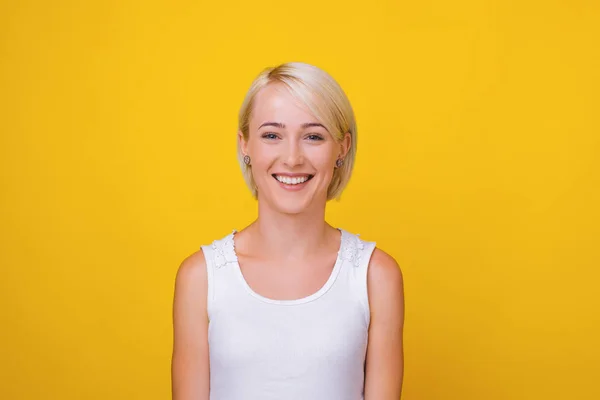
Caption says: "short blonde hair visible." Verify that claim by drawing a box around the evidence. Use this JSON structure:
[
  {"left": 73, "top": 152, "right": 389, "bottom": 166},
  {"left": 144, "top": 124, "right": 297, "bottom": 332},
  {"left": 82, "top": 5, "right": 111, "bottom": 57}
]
[{"left": 237, "top": 62, "right": 357, "bottom": 200}]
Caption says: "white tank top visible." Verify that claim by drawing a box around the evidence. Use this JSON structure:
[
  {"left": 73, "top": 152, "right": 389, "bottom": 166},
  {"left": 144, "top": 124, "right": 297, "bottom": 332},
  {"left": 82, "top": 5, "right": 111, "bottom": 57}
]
[{"left": 200, "top": 228, "right": 376, "bottom": 400}]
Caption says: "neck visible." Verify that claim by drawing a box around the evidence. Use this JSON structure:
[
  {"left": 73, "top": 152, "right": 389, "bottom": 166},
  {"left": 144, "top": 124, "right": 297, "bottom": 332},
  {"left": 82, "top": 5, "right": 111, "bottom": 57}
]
[{"left": 248, "top": 199, "right": 334, "bottom": 260}]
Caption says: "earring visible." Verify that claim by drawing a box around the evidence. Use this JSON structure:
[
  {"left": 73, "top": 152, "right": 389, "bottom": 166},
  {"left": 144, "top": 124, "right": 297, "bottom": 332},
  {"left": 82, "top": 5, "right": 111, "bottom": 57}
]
[
  {"left": 243, "top": 155, "right": 251, "bottom": 166},
  {"left": 335, "top": 158, "right": 344, "bottom": 168}
]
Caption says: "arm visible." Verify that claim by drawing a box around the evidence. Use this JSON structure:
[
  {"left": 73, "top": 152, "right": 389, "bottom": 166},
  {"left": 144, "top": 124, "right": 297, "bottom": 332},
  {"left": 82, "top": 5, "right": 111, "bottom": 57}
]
[
  {"left": 171, "top": 250, "right": 210, "bottom": 400},
  {"left": 364, "top": 248, "right": 405, "bottom": 400}
]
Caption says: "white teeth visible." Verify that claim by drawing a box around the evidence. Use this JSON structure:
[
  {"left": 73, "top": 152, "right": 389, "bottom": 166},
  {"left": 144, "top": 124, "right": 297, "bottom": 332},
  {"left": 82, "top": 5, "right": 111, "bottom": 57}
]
[{"left": 275, "top": 175, "right": 310, "bottom": 185}]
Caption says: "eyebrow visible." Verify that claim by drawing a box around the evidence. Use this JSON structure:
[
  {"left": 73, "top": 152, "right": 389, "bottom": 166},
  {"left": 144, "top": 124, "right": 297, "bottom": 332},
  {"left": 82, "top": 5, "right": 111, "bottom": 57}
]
[{"left": 258, "top": 122, "right": 329, "bottom": 132}]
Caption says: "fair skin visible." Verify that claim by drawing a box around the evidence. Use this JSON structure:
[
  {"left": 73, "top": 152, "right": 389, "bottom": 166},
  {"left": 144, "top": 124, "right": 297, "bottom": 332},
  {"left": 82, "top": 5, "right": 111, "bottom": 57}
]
[{"left": 172, "top": 83, "right": 404, "bottom": 399}]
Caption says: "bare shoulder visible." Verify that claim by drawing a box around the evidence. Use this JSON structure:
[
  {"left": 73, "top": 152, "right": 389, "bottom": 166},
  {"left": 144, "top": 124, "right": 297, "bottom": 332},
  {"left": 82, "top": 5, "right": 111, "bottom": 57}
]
[
  {"left": 172, "top": 249, "right": 211, "bottom": 398},
  {"left": 364, "top": 247, "right": 404, "bottom": 398},
  {"left": 368, "top": 247, "right": 404, "bottom": 293},
  {"left": 172, "top": 249, "right": 209, "bottom": 346},
  {"left": 173, "top": 249, "right": 209, "bottom": 309},
  {"left": 176, "top": 249, "right": 208, "bottom": 285},
  {"left": 367, "top": 247, "right": 405, "bottom": 318}
]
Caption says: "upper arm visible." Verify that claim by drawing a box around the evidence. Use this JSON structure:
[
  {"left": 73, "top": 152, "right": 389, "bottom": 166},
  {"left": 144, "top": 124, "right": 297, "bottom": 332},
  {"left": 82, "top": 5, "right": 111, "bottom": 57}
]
[
  {"left": 171, "top": 249, "right": 210, "bottom": 400},
  {"left": 364, "top": 248, "right": 405, "bottom": 400}
]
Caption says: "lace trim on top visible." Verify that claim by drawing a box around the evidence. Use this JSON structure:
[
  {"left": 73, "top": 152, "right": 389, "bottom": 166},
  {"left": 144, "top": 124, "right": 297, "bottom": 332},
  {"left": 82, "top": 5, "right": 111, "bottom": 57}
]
[
  {"left": 210, "top": 229, "right": 364, "bottom": 269},
  {"left": 211, "top": 230, "right": 238, "bottom": 269},
  {"left": 340, "top": 232, "right": 365, "bottom": 267}
]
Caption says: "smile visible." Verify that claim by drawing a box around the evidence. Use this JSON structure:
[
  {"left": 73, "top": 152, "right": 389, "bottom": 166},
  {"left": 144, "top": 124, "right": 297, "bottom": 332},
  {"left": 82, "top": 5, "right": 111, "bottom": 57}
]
[{"left": 272, "top": 174, "right": 314, "bottom": 185}]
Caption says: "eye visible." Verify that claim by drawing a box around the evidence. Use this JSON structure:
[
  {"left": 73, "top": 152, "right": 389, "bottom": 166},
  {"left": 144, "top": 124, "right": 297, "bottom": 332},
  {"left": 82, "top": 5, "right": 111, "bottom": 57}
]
[
  {"left": 306, "top": 134, "right": 325, "bottom": 141},
  {"left": 261, "top": 132, "right": 279, "bottom": 140}
]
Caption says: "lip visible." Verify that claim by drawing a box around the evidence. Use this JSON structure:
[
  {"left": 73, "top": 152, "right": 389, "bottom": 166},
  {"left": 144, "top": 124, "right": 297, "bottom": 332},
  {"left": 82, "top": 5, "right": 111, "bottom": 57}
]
[
  {"left": 271, "top": 173, "right": 314, "bottom": 177},
  {"left": 272, "top": 173, "right": 314, "bottom": 191}
]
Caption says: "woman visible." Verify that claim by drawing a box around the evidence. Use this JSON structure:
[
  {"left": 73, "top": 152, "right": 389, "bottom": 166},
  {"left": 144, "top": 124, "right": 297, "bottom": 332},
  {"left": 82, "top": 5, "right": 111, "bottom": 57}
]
[{"left": 172, "top": 62, "right": 404, "bottom": 399}]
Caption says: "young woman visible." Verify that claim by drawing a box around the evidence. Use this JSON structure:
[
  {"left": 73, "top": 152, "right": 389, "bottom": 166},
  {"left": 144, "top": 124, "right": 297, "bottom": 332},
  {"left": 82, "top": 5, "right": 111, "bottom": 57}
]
[{"left": 172, "top": 62, "right": 404, "bottom": 400}]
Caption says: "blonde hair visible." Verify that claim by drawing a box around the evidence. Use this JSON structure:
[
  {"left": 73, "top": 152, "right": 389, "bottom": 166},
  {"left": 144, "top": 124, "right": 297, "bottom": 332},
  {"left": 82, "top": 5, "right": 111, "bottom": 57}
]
[{"left": 237, "top": 62, "right": 357, "bottom": 200}]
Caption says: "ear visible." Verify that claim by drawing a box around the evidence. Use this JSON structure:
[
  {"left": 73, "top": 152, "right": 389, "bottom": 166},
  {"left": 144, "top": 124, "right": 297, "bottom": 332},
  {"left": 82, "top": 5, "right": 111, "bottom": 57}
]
[
  {"left": 339, "top": 132, "right": 351, "bottom": 159},
  {"left": 238, "top": 130, "right": 248, "bottom": 155}
]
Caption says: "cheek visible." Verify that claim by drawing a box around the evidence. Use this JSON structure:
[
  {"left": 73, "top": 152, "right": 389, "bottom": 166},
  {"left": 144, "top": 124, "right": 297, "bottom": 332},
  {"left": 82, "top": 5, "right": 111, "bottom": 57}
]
[
  {"left": 250, "top": 145, "right": 275, "bottom": 169},
  {"left": 308, "top": 148, "right": 336, "bottom": 171}
]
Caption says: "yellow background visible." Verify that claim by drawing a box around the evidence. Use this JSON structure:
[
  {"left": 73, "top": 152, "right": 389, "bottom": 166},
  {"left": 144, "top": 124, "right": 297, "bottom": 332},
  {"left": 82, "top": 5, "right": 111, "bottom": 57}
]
[{"left": 1, "top": 1, "right": 598, "bottom": 399}]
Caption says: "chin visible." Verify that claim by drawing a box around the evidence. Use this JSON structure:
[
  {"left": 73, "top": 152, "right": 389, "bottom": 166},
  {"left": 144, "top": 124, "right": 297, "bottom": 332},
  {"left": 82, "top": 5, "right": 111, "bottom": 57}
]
[
  {"left": 257, "top": 185, "right": 324, "bottom": 215},
  {"left": 269, "top": 193, "right": 315, "bottom": 215},
  {"left": 276, "top": 202, "right": 312, "bottom": 215}
]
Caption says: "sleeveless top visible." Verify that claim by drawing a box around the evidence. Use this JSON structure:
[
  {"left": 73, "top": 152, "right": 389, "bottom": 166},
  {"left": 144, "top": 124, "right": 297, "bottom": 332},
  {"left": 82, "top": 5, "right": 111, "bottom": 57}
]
[{"left": 200, "top": 228, "right": 377, "bottom": 400}]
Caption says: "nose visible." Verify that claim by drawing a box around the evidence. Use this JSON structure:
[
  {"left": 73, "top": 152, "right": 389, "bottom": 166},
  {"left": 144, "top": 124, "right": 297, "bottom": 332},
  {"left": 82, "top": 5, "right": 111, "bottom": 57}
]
[{"left": 283, "top": 138, "right": 304, "bottom": 167}]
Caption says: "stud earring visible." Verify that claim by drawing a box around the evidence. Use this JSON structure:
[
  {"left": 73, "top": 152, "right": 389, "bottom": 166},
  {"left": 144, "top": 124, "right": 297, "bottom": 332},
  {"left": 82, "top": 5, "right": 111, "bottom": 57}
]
[
  {"left": 335, "top": 158, "right": 344, "bottom": 168},
  {"left": 243, "top": 155, "right": 251, "bottom": 165}
]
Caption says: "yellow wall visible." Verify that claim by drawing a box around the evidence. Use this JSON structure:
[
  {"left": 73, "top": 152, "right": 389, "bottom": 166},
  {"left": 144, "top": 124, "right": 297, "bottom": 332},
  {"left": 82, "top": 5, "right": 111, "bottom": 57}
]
[{"left": 1, "top": 1, "right": 598, "bottom": 399}]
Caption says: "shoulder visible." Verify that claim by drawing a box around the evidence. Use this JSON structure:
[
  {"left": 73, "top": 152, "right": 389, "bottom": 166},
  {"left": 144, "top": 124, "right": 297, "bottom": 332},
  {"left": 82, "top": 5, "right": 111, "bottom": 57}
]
[
  {"left": 174, "top": 249, "right": 208, "bottom": 299},
  {"left": 367, "top": 247, "right": 404, "bottom": 312},
  {"left": 177, "top": 249, "right": 208, "bottom": 279},
  {"left": 174, "top": 230, "right": 233, "bottom": 295},
  {"left": 368, "top": 247, "right": 403, "bottom": 282},
  {"left": 172, "top": 250, "right": 211, "bottom": 388}
]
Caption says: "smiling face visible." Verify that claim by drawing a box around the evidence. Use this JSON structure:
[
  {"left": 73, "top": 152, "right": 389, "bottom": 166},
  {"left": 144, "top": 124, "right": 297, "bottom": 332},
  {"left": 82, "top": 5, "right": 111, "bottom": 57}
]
[{"left": 240, "top": 83, "right": 350, "bottom": 215}]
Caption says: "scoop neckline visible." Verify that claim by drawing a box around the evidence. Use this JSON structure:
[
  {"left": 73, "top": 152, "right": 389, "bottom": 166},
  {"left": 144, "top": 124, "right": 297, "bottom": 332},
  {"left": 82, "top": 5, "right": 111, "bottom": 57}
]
[{"left": 229, "top": 228, "right": 346, "bottom": 306}]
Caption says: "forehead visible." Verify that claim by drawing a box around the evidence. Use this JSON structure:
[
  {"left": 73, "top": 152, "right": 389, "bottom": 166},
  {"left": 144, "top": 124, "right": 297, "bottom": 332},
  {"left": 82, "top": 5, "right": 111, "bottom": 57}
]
[{"left": 250, "top": 84, "right": 320, "bottom": 128}]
